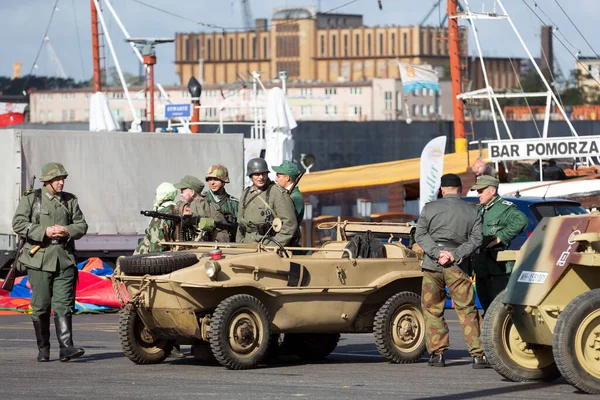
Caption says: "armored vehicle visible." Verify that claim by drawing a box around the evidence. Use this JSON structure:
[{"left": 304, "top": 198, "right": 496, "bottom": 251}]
[
  {"left": 112, "top": 220, "right": 426, "bottom": 370},
  {"left": 482, "top": 214, "right": 600, "bottom": 394}
]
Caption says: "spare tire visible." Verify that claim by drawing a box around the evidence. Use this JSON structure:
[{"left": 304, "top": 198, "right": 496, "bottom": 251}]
[{"left": 118, "top": 253, "right": 198, "bottom": 276}]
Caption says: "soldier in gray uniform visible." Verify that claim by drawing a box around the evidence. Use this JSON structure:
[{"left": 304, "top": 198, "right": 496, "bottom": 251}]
[
  {"left": 236, "top": 158, "right": 297, "bottom": 246},
  {"left": 415, "top": 173, "right": 490, "bottom": 369},
  {"left": 12, "top": 162, "right": 88, "bottom": 362}
]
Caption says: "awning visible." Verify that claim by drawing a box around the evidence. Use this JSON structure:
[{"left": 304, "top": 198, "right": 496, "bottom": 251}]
[{"left": 301, "top": 149, "right": 488, "bottom": 194}]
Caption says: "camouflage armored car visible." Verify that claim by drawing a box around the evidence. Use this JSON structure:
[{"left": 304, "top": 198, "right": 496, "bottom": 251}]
[
  {"left": 112, "top": 220, "right": 426, "bottom": 370},
  {"left": 482, "top": 214, "right": 600, "bottom": 394}
]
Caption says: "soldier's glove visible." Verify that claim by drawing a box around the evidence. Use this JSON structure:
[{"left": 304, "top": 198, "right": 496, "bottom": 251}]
[{"left": 198, "top": 217, "right": 216, "bottom": 232}]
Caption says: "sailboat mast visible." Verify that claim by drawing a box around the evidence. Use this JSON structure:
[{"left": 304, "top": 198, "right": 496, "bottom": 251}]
[
  {"left": 91, "top": 0, "right": 102, "bottom": 92},
  {"left": 448, "top": 0, "right": 466, "bottom": 153}
]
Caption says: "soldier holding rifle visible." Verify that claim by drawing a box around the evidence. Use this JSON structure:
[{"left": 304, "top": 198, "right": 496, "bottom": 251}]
[{"left": 12, "top": 162, "right": 88, "bottom": 362}]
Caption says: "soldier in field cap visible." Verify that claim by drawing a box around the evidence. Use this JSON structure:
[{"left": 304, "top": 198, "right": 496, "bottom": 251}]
[
  {"left": 12, "top": 162, "right": 88, "bottom": 362},
  {"left": 273, "top": 160, "right": 304, "bottom": 247},
  {"left": 471, "top": 175, "right": 528, "bottom": 313},
  {"left": 415, "top": 173, "right": 491, "bottom": 369},
  {"left": 174, "top": 175, "right": 204, "bottom": 203}
]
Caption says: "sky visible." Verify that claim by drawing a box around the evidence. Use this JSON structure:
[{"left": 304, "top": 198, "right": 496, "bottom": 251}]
[{"left": 0, "top": 0, "right": 598, "bottom": 86}]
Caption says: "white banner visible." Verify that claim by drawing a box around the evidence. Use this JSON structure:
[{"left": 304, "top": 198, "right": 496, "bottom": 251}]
[
  {"left": 488, "top": 136, "right": 600, "bottom": 161},
  {"left": 419, "top": 136, "right": 447, "bottom": 212},
  {"left": 398, "top": 62, "right": 440, "bottom": 93}
]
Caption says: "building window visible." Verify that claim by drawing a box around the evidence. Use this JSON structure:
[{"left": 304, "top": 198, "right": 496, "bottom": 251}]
[
  {"left": 206, "top": 39, "right": 212, "bottom": 60},
  {"left": 185, "top": 37, "right": 191, "bottom": 61},
  {"left": 403, "top": 32, "right": 408, "bottom": 54},
  {"left": 62, "top": 110, "right": 67, "bottom": 121},
  {"left": 320, "top": 35, "right": 325, "bottom": 56},
  {"left": 69, "top": 109, "right": 75, "bottom": 121},
  {"left": 70, "top": 93, "right": 76, "bottom": 100},
  {"left": 204, "top": 107, "right": 217, "bottom": 117},
  {"left": 429, "top": 104, "right": 435, "bottom": 115},
  {"left": 367, "top": 34, "right": 371, "bottom": 56},
  {"left": 263, "top": 37, "right": 268, "bottom": 58},
  {"left": 39, "top": 94, "right": 45, "bottom": 102},
  {"left": 349, "top": 105, "right": 362, "bottom": 117},
  {"left": 252, "top": 37, "right": 257, "bottom": 58},
  {"left": 301, "top": 105, "right": 312, "bottom": 116},
  {"left": 136, "top": 108, "right": 145, "bottom": 119},
  {"left": 229, "top": 38, "right": 233, "bottom": 60},
  {"left": 325, "top": 105, "right": 337, "bottom": 116},
  {"left": 47, "top": 110, "right": 53, "bottom": 121},
  {"left": 218, "top": 38, "right": 223, "bottom": 60},
  {"left": 240, "top": 38, "right": 245, "bottom": 60},
  {"left": 332, "top": 35, "right": 336, "bottom": 57},
  {"left": 379, "top": 33, "right": 384, "bottom": 55},
  {"left": 384, "top": 91, "right": 392, "bottom": 110},
  {"left": 350, "top": 87, "right": 362, "bottom": 95},
  {"left": 112, "top": 92, "right": 124, "bottom": 99},
  {"left": 276, "top": 36, "right": 300, "bottom": 57},
  {"left": 344, "top": 34, "right": 348, "bottom": 57},
  {"left": 421, "top": 104, "right": 427, "bottom": 116},
  {"left": 196, "top": 38, "right": 201, "bottom": 60},
  {"left": 391, "top": 33, "right": 396, "bottom": 55},
  {"left": 61, "top": 93, "right": 68, "bottom": 100},
  {"left": 47, "top": 94, "right": 53, "bottom": 100},
  {"left": 412, "top": 104, "right": 418, "bottom": 116},
  {"left": 300, "top": 88, "right": 313, "bottom": 97},
  {"left": 325, "top": 88, "right": 337, "bottom": 95},
  {"left": 355, "top": 34, "right": 360, "bottom": 56},
  {"left": 276, "top": 61, "right": 299, "bottom": 77}
]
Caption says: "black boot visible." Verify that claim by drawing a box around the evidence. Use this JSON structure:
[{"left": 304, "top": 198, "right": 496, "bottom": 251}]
[
  {"left": 472, "top": 354, "right": 493, "bottom": 369},
  {"left": 54, "top": 315, "right": 85, "bottom": 362},
  {"left": 33, "top": 317, "right": 50, "bottom": 362}
]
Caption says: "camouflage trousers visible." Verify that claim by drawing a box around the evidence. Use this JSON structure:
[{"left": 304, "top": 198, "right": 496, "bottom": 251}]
[{"left": 421, "top": 267, "right": 484, "bottom": 357}]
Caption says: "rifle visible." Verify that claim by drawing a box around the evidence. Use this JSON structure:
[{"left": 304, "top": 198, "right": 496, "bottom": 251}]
[
  {"left": 140, "top": 210, "right": 236, "bottom": 232},
  {"left": 2, "top": 175, "right": 38, "bottom": 291},
  {"left": 287, "top": 172, "right": 304, "bottom": 194}
]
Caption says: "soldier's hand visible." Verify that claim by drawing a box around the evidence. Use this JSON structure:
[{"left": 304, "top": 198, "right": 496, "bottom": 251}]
[{"left": 54, "top": 225, "right": 70, "bottom": 237}]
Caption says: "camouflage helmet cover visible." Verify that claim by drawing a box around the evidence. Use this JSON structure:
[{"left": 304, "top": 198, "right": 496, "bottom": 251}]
[
  {"left": 39, "top": 162, "right": 69, "bottom": 182},
  {"left": 205, "top": 164, "right": 230, "bottom": 183},
  {"left": 246, "top": 158, "right": 269, "bottom": 176}
]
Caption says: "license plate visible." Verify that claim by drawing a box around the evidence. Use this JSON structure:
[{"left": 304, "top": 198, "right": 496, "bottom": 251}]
[{"left": 517, "top": 271, "right": 548, "bottom": 284}]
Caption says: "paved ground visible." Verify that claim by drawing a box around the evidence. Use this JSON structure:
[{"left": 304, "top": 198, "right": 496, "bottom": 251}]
[{"left": 0, "top": 311, "right": 586, "bottom": 399}]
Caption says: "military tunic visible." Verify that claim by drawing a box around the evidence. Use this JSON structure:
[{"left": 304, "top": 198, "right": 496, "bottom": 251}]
[
  {"left": 12, "top": 187, "right": 88, "bottom": 320},
  {"left": 414, "top": 194, "right": 484, "bottom": 357},
  {"left": 288, "top": 186, "right": 305, "bottom": 246},
  {"left": 236, "top": 181, "right": 297, "bottom": 246},
  {"left": 190, "top": 197, "right": 230, "bottom": 242},
  {"left": 206, "top": 190, "right": 239, "bottom": 241},
  {"left": 472, "top": 195, "right": 528, "bottom": 312}
]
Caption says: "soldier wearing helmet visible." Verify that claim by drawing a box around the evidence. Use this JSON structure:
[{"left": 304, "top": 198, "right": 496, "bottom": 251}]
[
  {"left": 236, "top": 158, "right": 297, "bottom": 246},
  {"left": 204, "top": 165, "right": 239, "bottom": 242},
  {"left": 12, "top": 162, "right": 88, "bottom": 362}
]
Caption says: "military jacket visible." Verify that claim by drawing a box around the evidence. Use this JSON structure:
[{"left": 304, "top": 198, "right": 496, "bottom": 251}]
[
  {"left": 289, "top": 186, "right": 305, "bottom": 241},
  {"left": 472, "top": 196, "right": 528, "bottom": 276},
  {"left": 205, "top": 190, "right": 239, "bottom": 242},
  {"left": 12, "top": 187, "right": 88, "bottom": 271},
  {"left": 236, "top": 181, "right": 297, "bottom": 246},
  {"left": 190, "top": 197, "right": 230, "bottom": 242},
  {"left": 415, "top": 194, "right": 483, "bottom": 273},
  {"left": 135, "top": 201, "right": 194, "bottom": 254}
]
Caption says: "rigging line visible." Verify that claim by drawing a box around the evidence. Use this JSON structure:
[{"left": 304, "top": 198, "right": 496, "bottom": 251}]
[
  {"left": 521, "top": 0, "right": 600, "bottom": 88},
  {"left": 538, "top": 40, "right": 565, "bottom": 108},
  {"left": 72, "top": 0, "right": 86, "bottom": 80},
  {"left": 21, "top": 0, "right": 61, "bottom": 94},
  {"left": 508, "top": 56, "right": 542, "bottom": 138},
  {"left": 554, "top": 0, "right": 599, "bottom": 58},
  {"left": 531, "top": 1, "right": 579, "bottom": 53}
]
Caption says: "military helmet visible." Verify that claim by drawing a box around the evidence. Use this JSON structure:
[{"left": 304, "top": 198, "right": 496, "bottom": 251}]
[
  {"left": 205, "top": 164, "right": 230, "bottom": 183},
  {"left": 246, "top": 158, "right": 269, "bottom": 176},
  {"left": 39, "top": 162, "right": 68, "bottom": 182}
]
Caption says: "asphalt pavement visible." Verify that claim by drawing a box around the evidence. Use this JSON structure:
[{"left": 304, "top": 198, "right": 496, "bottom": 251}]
[{"left": 0, "top": 311, "right": 586, "bottom": 399}]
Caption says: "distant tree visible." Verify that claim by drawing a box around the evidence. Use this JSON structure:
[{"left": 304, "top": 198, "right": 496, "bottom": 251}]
[{"left": 0, "top": 75, "right": 84, "bottom": 96}]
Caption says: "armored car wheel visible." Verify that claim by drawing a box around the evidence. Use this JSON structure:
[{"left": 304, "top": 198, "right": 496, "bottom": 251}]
[
  {"left": 284, "top": 333, "right": 341, "bottom": 361},
  {"left": 119, "top": 306, "right": 174, "bottom": 364},
  {"left": 118, "top": 252, "right": 198, "bottom": 276},
  {"left": 482, "top": 292, "right": 560, "bottom": 382},
  {"left": 209, "top": 294, "right": 272, "bottom": 370},
  {"left": 553, "top": 289, "right": 600, "bottom": 394},
  {"left": 374, "top": 291, "right": 426, "bottom": 363}
]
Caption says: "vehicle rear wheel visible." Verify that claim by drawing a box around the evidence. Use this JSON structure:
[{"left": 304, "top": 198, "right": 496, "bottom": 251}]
[
  {"left": 118, "top": 253, "right": 198, "bottom": 276},
  {"left": 374, "top": 291, "right": 426, "bottom": 363},
  {"left": 482, "top": 292, "right": 560, "bottom": 382},
  {"left": 119, "top": 305, "right": 174, "bottom": 364},
  {"left": 209, "top": 294, "right": 271, "bottom": 370},
  {"left": 553, "top": 289, "right": 600, "bottom": 394},
  {"left": 284, "top": 333, "right": 341, "bottom": 361}
]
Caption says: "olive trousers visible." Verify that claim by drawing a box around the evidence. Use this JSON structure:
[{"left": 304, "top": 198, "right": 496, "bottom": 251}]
[{"left": 27, "top": 265, "right": 77, "bottom": 321}]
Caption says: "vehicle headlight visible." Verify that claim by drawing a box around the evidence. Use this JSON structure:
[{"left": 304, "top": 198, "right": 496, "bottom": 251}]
[{"left": 205, "top": 261, "right": 221, "bottom": 280}]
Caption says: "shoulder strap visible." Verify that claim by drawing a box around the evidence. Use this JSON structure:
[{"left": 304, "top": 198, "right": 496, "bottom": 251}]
[{"left": 32, "top": 189, "right": 42, "bottom": 224}]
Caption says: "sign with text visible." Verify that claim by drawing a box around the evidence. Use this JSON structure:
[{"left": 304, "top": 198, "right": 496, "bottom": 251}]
[
  {"left": 164, "top": 104, "right": 191, "bottom": 118},
  {"left": 488, "top": 136, "right": 600, "bottom": 161}
]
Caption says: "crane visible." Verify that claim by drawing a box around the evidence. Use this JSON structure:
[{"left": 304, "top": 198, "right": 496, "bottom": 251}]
[
  {"left": 43, "top": 36, "right": 68, "bottom": 79},
  {"left": 240, "top": 0, "right": 253, "bottom": 30}
]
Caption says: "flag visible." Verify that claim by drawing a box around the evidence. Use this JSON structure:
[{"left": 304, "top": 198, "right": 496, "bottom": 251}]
[
  {"left": 398, "top": 62, "right": 440, "bottom": 93},
  {"left": 419, "top": 136, "right": 447, "bottom": 212},
  {"left": 0, "top": 102, "right": 27, "bottom": 128}
]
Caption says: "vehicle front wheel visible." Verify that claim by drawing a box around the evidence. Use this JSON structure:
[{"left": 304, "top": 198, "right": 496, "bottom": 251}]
[
  {"left": 374, "top": 291, "right": 426, "bottom": 363},
  {"left": 119, "top": 305, "right": 174, "bottom": 364},
  {"left": 482, "top": 291, "right": 560, "bottom": 382},
  {"left": 209, "top": 294, "right": 272, "bottom": 370},
  {"left": 553, "top": 289, "right": 600, "bottom": 394},
  {"left": 284, "top": 333, "right": 340, "bottom": 361}
]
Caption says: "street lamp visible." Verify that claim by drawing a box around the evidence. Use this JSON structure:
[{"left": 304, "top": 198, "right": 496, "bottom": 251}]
[{"left": 188, "top": 77, "right": 202, "bottom": 133}]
